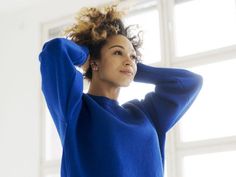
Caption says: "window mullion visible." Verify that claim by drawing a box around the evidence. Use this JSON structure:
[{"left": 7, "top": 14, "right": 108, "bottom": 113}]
[
  {"left": 166, "top": 129, "right": 179, "bottom": 177},
  {"left": 159, "top": 1, "right": 181, "bottom": 177},
  {"left": 172, "top": 45, "right": 236, "bottom": 68},
  {"left": 177, "top": 136, "right": 236, "bottom": 155},
  {"left": 159, "top": 0, "right": 175, "bottom": 67},
  {"left": 175, "top": 0, "right": 195, "bottom": 5}
]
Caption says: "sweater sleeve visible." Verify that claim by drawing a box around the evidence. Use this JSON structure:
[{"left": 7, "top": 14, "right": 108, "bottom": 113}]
[
  {"left": 134, "top": 63, "right": 203, "bottom": 134},
  {"left": 39, "top": 38, "right": 89, "bottom": 142}
]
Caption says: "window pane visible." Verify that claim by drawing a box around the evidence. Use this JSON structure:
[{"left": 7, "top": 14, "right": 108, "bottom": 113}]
[
  {"left": 45, "top": 108, "right": 62, "bottom": 161},
  {"left": 183, "top": 151, "right": 236, "bottom": 177},
  {"left": 179, "top": 59, "right": 236, "bottom": 142},
  {"left": 124, "top": 8, "right": 161, "bottom": 64},
  {"left": 175, "top": 0, "right": 236, "bottom": 56}
]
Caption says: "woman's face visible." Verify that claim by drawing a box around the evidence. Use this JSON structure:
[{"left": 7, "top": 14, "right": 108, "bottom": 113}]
[{"left": 92, "top": 34, "right": 138, "bottom": 87}]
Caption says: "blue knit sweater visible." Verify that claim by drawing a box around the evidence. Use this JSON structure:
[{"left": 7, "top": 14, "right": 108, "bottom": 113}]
[{"left": 39, "top": 38, "right": 203, "bottom": 177}]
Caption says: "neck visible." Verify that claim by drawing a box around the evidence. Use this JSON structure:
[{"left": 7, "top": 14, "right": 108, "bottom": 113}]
[{"left": 88, "top": 79, "right": 120, "bottom": 100}]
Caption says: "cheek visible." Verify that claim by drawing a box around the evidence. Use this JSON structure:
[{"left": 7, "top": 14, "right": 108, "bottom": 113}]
[
  {"left": 99, "top": 60, "right": 117, "bottom": 77},
  {"left": 102, "top": 57, "right": 120, "bottom": 71}
]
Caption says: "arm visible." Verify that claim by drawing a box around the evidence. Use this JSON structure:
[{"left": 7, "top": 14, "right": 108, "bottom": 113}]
[
  {"left": 134, "top": 63, "right": 203, "bottom": 134},
  {"left": 39, "top": 38, "right": 89, "bottom": 140}
]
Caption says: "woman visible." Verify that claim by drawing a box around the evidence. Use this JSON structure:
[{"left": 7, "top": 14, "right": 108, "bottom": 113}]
[{"left": 39, "top": 4, "right": 203, "bottom": 177}]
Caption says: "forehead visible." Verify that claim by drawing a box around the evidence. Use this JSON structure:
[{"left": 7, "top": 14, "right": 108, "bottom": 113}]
[{"left": 104, "top": 35, "right": 135, "bottom": 52}]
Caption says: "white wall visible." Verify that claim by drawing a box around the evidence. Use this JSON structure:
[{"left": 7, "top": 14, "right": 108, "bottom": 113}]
[{"left": 0, "top": 0, "right": 111, "bottom": 177}]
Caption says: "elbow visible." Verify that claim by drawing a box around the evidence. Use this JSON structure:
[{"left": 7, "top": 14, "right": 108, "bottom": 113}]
[
  {"left": 179, "top": 72, "right": 203, "bottom": 93},
  {"left": 41, "top": 38, "right": 64, "bottom": 52},
  {"left": 39, "top": 38, "right": 65, "bottom": 63},
  {"left": 185, "top": 73, "right": 203, "bottom": 96},
  {"left": 193, "top": 74, "right": 203, "bottom": 92}
]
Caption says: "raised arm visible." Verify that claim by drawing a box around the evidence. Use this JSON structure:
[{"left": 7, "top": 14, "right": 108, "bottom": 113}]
[
  {"left": 134, "top": 63, "right": 203, "bottom": 134},
  {"left": 39, "top": 38, "right": 89, "bottom": 141}
]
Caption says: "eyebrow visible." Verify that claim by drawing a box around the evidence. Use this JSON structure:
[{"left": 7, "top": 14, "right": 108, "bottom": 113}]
[
  {"left": 108, "top": 45, "right": 135, "bottom": 53},
  {"left": 108, "top": 45, "right": 125, "bottom": 49}
]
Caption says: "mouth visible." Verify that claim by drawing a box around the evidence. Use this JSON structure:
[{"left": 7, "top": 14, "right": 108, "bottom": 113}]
[{"left": 120, "top": 70, "right": 133, "bottom": 76}]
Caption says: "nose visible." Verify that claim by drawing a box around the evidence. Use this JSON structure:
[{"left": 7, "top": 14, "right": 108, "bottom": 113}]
[{"left": 123, "top": 55, "right": 134, "bottom": 66}]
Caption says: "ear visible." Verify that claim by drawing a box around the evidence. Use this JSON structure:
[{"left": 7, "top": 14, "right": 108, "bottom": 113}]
[{"left": 90, "top": 60, "right": 99, "bottom": 71}]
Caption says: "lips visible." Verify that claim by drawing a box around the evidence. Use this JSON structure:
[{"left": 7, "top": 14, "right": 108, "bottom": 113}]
[{"left": 120, "top": 69, "right": 133, "bottom": 76}]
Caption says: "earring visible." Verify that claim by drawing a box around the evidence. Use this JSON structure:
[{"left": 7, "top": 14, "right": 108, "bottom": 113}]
[
  {"left": 93, "top": 66, "right": 98, "bottom": 71},
  {"left": 91, "top": 63, "right": 98, "bottom": 71}
]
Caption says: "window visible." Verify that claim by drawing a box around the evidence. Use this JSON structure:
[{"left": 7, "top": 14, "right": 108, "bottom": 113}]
[
  {"left": 183, "top": 151, "right": 236, "bottom": 177},
  {"left": 170, "top": 1, "right": 236, "bottom": 177},
  {"left": 174, "top": 0, "right": 236, "bottom": 56},
  {"left": 179, "top": 59, "right": 236, "bottom": 142},
  {"left": 173, "top": 58, "right": 236, "bottom": 177},
  {"left": 124, "top": 6, "right": 161, "bottom": 64},
  {"left": 45, "top": 108, "right": 62, "bottom": 161}
]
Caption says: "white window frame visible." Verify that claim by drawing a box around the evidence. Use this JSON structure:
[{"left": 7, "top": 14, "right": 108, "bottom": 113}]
[
  {"left": 162, "top": 1, "right": 236, "bottom": 177},
  {"left": 39, "top": 0, "right": 236, "bottom": 177}
]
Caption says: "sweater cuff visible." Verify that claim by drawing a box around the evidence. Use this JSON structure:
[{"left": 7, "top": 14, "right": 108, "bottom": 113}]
[{"left": 133, "top": 63, "right": 157, "bottom": 84}]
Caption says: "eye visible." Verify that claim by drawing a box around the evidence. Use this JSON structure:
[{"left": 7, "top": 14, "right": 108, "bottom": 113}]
[
  {"left": 113, "top": 50, "right": 123, "bottom": 56},
  {"left": 130, "top": 55, "right": 138, "bottom": 63}
]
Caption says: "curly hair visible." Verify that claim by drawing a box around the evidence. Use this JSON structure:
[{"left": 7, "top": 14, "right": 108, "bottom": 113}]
[{"left": 64, "top": 4, "right": 143, "bottom": 80}]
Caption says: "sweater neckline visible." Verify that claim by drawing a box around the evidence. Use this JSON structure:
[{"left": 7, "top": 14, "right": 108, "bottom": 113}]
[{"left": 87, "top": 93, "right": 119, "bottom": 106}]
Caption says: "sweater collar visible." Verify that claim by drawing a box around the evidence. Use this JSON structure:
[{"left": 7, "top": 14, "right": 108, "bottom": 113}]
[{"left": 87, "top": 93, "right": 119, "bottom": 106}]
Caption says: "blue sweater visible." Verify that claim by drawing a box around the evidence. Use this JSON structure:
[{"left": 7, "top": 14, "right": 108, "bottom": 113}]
[{"left": 39, "top": 38, "right": 203, "bottom": 177}]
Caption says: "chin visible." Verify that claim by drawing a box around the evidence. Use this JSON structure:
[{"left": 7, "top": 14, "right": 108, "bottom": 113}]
[
  {"left": 121, "top": 84, "right": 129, "bottom": 87},
  {"left": 120, "top": 81, "right": 132, "bottom": 87},
  {"left": 116, "top": 78, "right": 133, "bottom": 87}
]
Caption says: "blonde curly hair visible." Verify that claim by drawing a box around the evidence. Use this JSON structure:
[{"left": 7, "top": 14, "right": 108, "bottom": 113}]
[{"left": 64, "top": 4, "right": 143, "bottom": 80}]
